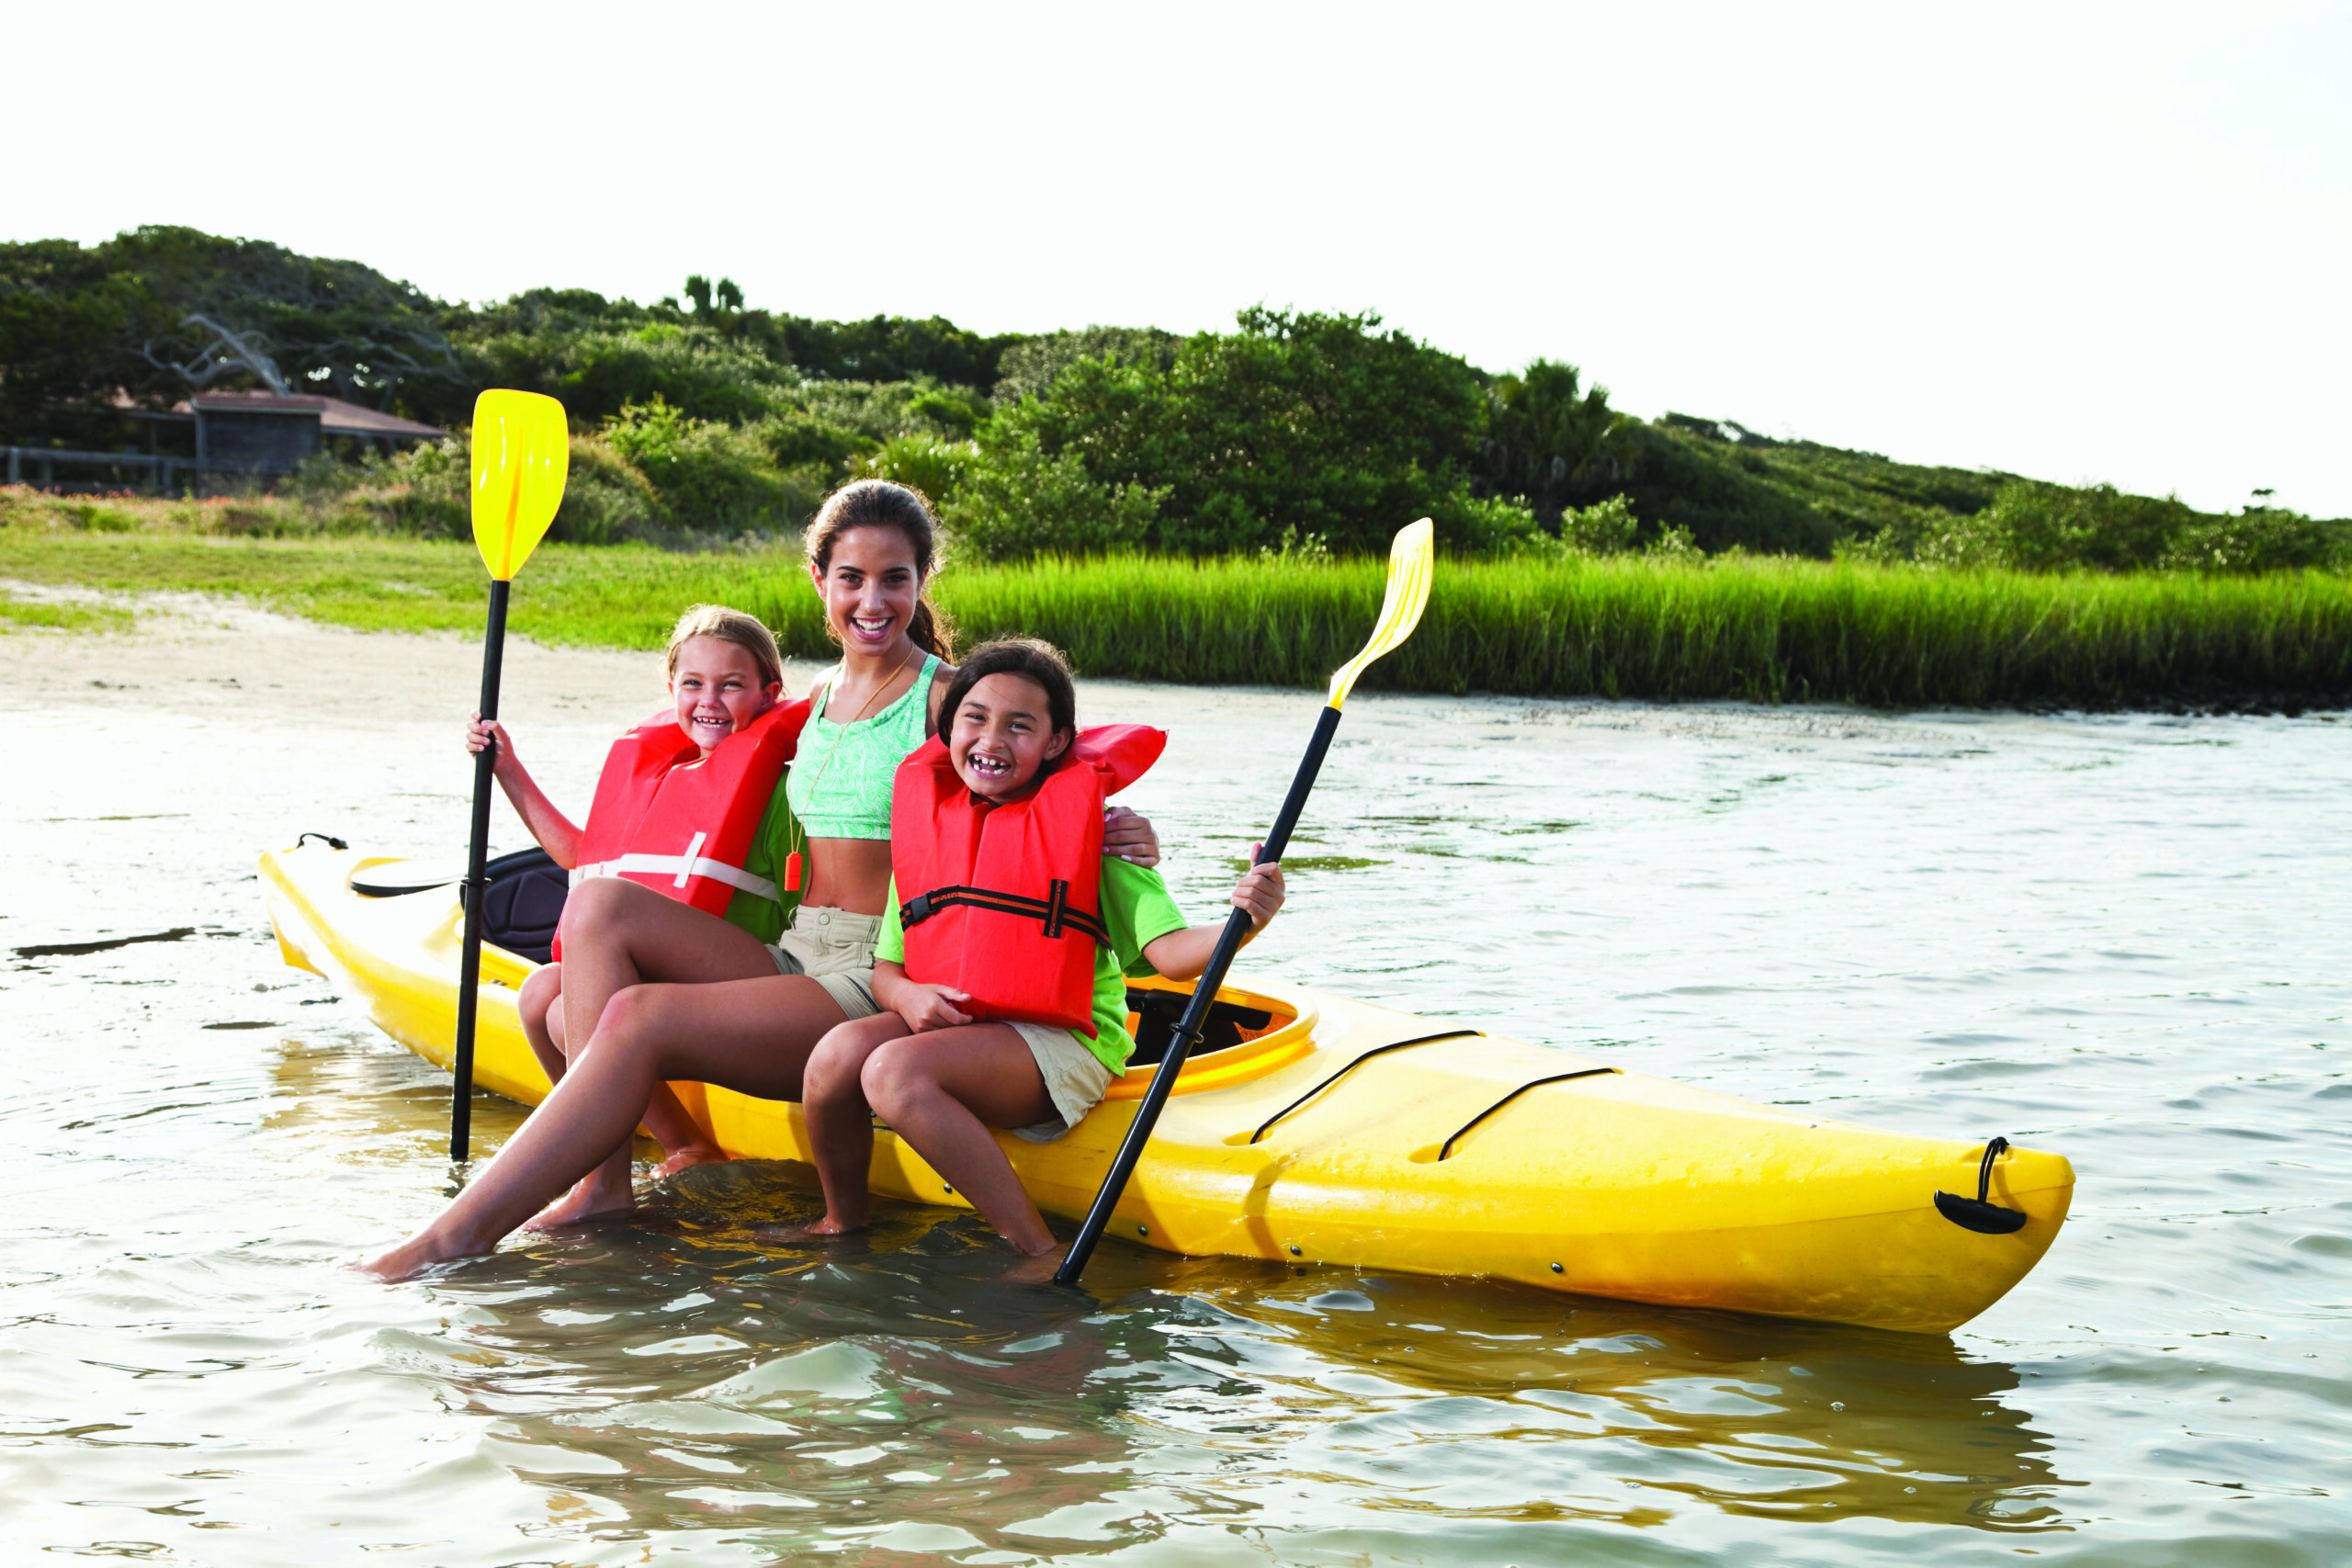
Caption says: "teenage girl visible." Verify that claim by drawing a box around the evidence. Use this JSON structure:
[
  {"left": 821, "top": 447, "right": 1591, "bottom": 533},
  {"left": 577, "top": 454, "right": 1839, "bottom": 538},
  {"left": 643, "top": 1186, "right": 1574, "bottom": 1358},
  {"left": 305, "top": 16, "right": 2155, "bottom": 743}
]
[
  {"left": 795, "top": 638, "right": 1284, "bottom": 1273},
  {"left": 361, "top": 481, "right": 1159, "bottom": 1278},
  {"left": 467, "top": 604, "right": 786, "bottom": 1179}
]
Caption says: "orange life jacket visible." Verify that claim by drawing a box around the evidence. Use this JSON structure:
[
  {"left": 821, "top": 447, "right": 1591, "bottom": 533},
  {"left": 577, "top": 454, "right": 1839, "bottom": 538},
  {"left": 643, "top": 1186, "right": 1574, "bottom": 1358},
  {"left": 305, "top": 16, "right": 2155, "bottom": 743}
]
[
  {"left": 560, "top": 700, "right": 808, "bottom": 955},
  {"left": 890, "top": 725, "right": 1165, "bottom": 1036}
]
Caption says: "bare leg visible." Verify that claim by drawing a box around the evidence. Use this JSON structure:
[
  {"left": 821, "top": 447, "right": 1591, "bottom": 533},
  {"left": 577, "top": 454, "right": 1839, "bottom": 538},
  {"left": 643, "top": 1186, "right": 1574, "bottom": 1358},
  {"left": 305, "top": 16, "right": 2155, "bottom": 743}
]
[
  {"left": 858, "top": 1025, "right": 1060, "bottom": 1257},
  {"left": 792, "top": 1013, "right": 916, "bottom": 1235},
  {"left": 517, "top": 963, "right": 566, "bottom": 1085},
  {"left": 535, "top": 880, "right": 784, "bottom": 1220},
  {"left": 557, "top": 878, "right": 779, "bottom": 1049},
  {"left": 360, "top": 974, "right": 848, "bottom": 1280},
  {"left": 515, "top": 961, "right": 724, "bottom": 1223},
  {"left": 513, "top": 963, "right": 630, "bottom": 1228}
]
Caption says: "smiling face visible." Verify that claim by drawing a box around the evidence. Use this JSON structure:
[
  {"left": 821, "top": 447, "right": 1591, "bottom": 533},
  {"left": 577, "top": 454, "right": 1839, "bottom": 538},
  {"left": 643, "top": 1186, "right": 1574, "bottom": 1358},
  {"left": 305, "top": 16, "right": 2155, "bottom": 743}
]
[
  {"left": 808, "top": 525, "right": 922, "bottom": 658},
  {"left": 669, "top": 635, "right": 782, "bottom": 755},
  {"left": 948, "top": 672, "right": 1072, "bottom": 801}
]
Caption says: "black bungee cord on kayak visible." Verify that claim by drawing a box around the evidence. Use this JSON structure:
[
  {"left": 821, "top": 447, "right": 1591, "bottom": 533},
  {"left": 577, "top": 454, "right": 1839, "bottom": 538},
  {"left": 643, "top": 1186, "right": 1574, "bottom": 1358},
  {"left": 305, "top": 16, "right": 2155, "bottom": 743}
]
[
  {"left": 1247, "top": 1030, "right": 1482, "bottom": 1145},
  {"left": 1437, "top": 1066, "right": 1620, "bottom": 1161}
]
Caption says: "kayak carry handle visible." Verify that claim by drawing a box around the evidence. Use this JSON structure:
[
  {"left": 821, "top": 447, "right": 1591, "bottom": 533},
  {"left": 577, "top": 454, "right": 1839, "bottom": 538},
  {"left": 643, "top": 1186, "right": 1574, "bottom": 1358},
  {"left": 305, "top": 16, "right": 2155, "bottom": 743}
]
[
  {"left": 1934, "top": 1136, "right": 2030, "bottom": 1235},
  {"left": 296, "top": 831, "right": 349, "bottom": 851}
]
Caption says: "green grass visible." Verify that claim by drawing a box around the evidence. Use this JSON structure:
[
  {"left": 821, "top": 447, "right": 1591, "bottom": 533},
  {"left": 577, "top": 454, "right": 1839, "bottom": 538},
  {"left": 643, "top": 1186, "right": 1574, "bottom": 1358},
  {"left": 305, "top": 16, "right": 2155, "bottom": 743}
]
[
  {"left": 0, "top": 584, "right": 133, "bottom": 633},
  {"left": 3, "top": 529, "right": 2346, "bottom": 709}
]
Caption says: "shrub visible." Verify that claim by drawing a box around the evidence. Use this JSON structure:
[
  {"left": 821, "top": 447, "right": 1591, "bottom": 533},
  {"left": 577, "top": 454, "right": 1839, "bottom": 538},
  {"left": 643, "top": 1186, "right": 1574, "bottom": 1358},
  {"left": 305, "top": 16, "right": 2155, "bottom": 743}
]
[
  {"left": 458, "top": 321, "right": 794, "bottom": 427},
  {"left": 943, "top": 423, "right": 1166, "bottom": 560},
  {"left": 2158, "top": 506, "right": 2342, "bottom": 573},
  {"left": 552, "top": 436, "right": 662, "bottom": 545},
  {"left": 755, "top": 408, "right": 874, "bottom": 472},
  {"left": 1430, "top": 488, "right": 1541, "bottom": 554},
  {"left": 853, "top": 434, "right": 976, "bottom": 512},
  {"left": 1646, "top": 523, "right": 1702, "bottom": 560},
  {"left": 1558, "top": 494, "right": 1641, "bottom": 555},
  {"left": 61, "top": 499, "right": 141, "bottom": 533},
  {"left": 992, "top": 327, "right": 1181, "bottom": 403},
  {"left": 987, "top": 308, "right": 1488, "bottom": 556},
  {"left": 1977, "top": 481, "right": 2190, "bottom": 572},
  {"left": 603, "top": 397, "right": 800, "bottom": 532},
  {"left": 387, "top": 438, "right": 470, "bottom": 537}
]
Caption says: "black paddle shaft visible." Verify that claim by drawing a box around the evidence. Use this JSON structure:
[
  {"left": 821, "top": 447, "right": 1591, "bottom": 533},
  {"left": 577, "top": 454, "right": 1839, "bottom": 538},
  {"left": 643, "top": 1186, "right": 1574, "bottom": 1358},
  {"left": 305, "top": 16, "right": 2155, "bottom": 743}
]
[
  {"left": 451, "top": 577, "right": 512, "bottom": 1162},
  {"left": 1056, "top": 702, "right": 1343, "bottom": 1285}
]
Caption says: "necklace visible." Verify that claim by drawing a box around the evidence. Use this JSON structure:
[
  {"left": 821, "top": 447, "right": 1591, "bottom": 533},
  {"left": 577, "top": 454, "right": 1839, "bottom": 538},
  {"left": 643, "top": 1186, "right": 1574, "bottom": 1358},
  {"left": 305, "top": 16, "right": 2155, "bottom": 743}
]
[{"left": 782, "top": 643, "right": 919, "bottom": 893}]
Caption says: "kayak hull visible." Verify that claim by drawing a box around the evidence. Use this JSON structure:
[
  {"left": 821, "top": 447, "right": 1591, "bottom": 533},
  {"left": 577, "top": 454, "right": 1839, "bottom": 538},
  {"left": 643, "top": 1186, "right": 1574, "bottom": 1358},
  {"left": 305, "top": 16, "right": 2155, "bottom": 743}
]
[{"left": 262, "top": 841, "right": 2071, "bottom": 1335}]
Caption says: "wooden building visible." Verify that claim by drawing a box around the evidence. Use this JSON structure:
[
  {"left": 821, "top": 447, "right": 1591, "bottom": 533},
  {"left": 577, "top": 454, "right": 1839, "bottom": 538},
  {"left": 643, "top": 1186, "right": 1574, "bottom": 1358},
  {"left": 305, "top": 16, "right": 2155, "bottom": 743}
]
[{"left": 186, "top": 392, "right": 444, "bottom": 473}]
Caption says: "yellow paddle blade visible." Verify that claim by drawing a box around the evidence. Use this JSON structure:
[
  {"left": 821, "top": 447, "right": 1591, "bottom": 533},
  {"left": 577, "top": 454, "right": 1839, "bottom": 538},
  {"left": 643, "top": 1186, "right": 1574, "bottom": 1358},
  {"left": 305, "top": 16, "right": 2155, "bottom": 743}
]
[
  {"left": 1327, "top": 517, "right": 1435, "bottom": 708},
  {"left": 469, "top": 389, "right": 570, "bottom": 581}
]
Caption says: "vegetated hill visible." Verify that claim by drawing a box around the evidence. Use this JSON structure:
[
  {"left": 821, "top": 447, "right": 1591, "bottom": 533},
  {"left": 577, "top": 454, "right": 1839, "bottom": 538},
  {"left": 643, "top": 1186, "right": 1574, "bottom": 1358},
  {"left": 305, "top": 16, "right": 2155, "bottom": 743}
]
[
  {"left": 1612, "top": 414, "right": 2018, "bottom": 558},
  {"left": 2, "top": 226, "right": 2335, "bottom": 569}
]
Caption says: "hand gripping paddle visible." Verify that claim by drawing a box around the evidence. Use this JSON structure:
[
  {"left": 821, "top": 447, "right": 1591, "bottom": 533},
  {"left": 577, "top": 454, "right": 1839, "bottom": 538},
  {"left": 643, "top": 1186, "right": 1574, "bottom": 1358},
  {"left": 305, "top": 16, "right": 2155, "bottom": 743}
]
[
  {"left": 451, "top": 389, "right": 568, "bottom": 1161},
  {"left": 1056, "top": 518, "right": 1435, "bottom": 1284}
]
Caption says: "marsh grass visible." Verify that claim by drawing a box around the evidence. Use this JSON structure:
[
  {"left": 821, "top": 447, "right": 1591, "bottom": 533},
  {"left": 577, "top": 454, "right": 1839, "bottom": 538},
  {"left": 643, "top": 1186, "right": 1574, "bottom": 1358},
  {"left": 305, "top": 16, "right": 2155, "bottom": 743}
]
[
  {"left": 2, "top": 523, "right": 2345, "bottom": 708},
  {"left": 935, "top": 553, "right": 2352, "bottom": 708}
]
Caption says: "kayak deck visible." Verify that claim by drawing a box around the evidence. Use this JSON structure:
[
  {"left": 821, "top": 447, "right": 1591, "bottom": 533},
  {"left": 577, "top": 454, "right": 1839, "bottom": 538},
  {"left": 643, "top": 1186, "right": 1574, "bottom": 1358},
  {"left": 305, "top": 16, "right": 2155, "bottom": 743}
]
[{"left": 262, "top": 841, "right": 2073, "bottom": 1334}]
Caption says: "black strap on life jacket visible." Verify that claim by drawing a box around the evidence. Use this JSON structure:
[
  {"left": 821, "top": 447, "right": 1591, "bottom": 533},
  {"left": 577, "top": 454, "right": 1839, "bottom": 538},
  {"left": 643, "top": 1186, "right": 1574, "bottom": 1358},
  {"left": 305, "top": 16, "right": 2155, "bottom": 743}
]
[{"left": 900, "top": 880, "right": 1111, "bottom": 946}]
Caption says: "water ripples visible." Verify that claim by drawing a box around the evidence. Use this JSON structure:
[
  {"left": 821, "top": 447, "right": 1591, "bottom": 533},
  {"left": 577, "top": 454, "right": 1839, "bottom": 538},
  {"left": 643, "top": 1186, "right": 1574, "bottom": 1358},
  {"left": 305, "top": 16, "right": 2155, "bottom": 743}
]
[{"left": 2, "top": 691, "right": 2346, "bottom": 1563}]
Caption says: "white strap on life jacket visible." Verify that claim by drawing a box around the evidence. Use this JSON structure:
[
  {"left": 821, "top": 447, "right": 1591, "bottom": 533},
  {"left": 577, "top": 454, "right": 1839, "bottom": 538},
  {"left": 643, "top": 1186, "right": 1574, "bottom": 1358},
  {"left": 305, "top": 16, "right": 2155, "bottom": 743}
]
[{"left": 570, "top": 829, "right": 779, "bottom": 902}]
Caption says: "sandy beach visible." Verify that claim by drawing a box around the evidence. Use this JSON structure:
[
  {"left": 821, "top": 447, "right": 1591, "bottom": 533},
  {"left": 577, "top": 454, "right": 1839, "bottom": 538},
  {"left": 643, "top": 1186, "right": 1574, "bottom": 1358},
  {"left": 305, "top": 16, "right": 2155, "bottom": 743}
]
[{"left": 0, "top": 581, "right": 757, "bottom": 734}]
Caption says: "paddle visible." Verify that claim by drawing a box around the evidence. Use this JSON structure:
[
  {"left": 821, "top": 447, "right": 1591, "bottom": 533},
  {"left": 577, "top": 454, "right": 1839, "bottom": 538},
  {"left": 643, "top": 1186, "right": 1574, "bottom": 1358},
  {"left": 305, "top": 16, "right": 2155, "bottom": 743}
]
[
  {"left": 1056, "top": 517, "right": 1436, "bottom": 1285},
  {"left": 450, "top": 389, "right": 569, "bottom": 1161}
]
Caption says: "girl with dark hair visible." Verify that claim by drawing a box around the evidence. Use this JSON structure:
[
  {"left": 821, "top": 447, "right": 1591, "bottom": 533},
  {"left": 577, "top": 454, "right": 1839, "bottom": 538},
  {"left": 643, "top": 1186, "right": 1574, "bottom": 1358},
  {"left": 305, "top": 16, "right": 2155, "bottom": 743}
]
[
  {"left": 793, "top": 637, "right": 1285, "bottom": 1269},
  {"left": 361, "top": 485, "right": 1161, "bottom": 1280}
]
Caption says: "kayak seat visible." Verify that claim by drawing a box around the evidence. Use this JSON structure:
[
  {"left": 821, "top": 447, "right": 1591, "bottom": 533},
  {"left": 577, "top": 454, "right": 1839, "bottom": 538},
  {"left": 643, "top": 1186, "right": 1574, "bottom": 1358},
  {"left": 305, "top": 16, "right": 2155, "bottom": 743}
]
[
  {"left": 478, "top": 848, "right": 568, "bottom": 966},
  {"left": 1125, "top": 987, "right": 1273, "bottom": 1066}
]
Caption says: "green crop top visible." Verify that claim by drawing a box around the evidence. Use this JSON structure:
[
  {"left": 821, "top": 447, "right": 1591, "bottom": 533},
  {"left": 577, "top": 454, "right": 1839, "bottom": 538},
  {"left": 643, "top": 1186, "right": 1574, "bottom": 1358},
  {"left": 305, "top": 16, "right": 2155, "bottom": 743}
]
[{"left": 785, "top": 653, "right": 942, "bottom": 840}]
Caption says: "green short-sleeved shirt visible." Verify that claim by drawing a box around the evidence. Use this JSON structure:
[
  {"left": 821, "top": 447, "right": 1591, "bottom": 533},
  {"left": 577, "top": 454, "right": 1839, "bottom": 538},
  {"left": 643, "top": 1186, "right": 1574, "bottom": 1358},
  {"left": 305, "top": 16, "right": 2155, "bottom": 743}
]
[
  {"left": 718, "top": 776, "right": 806, "bottom": 944},
  {"left": 875, "top": 857, "right": 1189, "bottom": 1073}
]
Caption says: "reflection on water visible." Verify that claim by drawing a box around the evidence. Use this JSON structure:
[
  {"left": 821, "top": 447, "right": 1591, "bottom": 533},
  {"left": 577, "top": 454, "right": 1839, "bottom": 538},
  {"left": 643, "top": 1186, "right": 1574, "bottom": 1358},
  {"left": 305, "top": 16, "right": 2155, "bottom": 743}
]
[
  {"left": 267, "top": 1040, "right": 2075, "bottom": 1551},
  {"left": 3, "top": 688, "right": 2346, "bottom": 1564}
]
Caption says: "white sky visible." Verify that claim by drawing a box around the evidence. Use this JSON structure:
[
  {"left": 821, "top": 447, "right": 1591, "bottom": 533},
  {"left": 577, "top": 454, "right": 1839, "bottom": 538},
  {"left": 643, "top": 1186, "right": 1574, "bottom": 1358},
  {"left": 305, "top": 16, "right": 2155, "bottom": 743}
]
[{"left": 10, "top": 1, "right": 2347, "bottom": 515}]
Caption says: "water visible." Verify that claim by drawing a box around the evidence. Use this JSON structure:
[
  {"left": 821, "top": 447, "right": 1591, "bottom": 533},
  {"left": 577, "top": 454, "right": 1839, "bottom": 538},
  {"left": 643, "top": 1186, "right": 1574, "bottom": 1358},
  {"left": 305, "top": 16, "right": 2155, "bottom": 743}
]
[{"left": 4, "top": 633, "right": 2347, "bottom": 1565}]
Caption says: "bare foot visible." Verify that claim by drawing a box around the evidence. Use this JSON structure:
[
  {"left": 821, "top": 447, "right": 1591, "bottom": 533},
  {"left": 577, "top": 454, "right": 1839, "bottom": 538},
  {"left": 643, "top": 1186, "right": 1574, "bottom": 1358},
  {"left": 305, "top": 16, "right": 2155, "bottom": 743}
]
[
  {"left": 752, "top": 1215, "right": 865, "bottom": 1244},
  {"left": 657, "top": 1144, "right": 729, "bottom": 1179},
  {"left": 356, "top": 1228, "right": 482, "bottom": 1282},
  {"left": 522, "top": 1174, "right": 637, "bottom": 1232},
  {"left": 1002, "top": 1242, "right": 1073, "bottom": 1285}
]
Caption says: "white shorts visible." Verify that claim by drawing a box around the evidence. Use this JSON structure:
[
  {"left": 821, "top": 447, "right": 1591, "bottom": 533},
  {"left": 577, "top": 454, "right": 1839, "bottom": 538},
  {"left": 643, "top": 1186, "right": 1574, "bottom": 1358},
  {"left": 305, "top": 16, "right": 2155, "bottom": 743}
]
[
  {"left": 1006, "top": 1021, "right": 1119, "bottom": 1143},
  {"left": 763, "top": 906, "right": 880, "bottom": 1020}
]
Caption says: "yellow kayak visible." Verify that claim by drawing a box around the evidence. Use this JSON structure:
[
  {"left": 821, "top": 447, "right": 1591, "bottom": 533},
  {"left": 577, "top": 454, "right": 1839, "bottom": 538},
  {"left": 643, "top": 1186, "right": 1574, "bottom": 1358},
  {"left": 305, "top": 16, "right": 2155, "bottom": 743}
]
[{"left": 261, "top": 840, "right": 2073, "bottom": 1334}]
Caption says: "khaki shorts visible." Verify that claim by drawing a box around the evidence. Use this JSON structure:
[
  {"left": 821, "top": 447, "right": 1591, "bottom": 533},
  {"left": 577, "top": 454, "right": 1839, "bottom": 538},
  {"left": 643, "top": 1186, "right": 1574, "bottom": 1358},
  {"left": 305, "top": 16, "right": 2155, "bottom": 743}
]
[
  {"left": 1006, "top": 1021, "right": 1120, "bottom": 1143},
  {"left": 764, "top": 906, "right": 880, "bottom": 1020}
]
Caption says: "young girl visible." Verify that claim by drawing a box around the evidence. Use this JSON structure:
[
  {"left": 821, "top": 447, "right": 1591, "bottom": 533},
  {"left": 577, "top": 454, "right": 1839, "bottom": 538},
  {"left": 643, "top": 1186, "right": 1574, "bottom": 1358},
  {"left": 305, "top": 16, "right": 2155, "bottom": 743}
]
[
  {"left": 794, "top": 638, "right": 1285, "bottom": 1270},
  {"left": 468, "top": 604, "right": 789, "bottom": 1182},
  {"left": 360, "top": 483, "right": 1160, "bottom": 1277}
]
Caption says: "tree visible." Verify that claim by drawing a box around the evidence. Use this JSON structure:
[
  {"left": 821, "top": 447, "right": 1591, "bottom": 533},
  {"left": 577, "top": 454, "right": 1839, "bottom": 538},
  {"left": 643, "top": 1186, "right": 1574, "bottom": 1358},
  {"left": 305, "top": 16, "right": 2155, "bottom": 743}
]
[
  {"left": 977, "top": 307, "right": 1495, "bottom": 555},
  {"left": 1480, "top": 359, "right": 1623, "bottom": 529},
  {"left": 106, "top": 226, "right": 462, "bottom": 412}
]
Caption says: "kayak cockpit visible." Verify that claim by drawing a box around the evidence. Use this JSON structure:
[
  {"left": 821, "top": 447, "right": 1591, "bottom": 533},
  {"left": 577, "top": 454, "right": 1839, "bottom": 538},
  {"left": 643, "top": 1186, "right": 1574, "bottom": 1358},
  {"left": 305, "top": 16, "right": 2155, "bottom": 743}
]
[{"left": 1111, "top": 975, "right": 1317, "bottom": 1099}]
